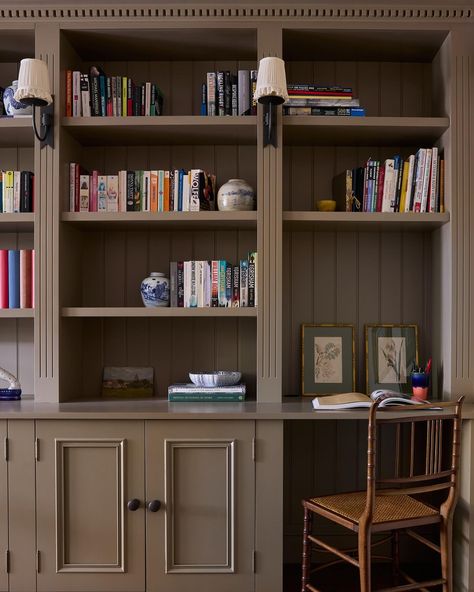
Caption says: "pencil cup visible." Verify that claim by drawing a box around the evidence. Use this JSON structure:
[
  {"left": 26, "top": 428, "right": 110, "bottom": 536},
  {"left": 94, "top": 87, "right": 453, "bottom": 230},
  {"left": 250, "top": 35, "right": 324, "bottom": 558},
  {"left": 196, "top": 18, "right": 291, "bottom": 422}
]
[{"left": 411, "top": 372, "right": 429, "bottom": 401}]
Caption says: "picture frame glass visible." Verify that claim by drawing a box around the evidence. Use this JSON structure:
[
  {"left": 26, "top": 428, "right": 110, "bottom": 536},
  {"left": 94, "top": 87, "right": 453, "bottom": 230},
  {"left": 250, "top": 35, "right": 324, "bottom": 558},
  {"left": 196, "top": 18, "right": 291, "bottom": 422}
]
[
  {"left": 301, "top": 324, "right": 355, "bottom": 396},
  {"left": 366, "top": 324, "right": 418, "bottom": 394}
]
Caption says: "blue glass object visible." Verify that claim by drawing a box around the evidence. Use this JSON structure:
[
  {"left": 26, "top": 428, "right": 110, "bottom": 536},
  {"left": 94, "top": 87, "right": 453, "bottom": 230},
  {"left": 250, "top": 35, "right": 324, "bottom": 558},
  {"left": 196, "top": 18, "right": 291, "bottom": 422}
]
[{"left": 411, "top": 372, "right": 429, "bottom": 389}]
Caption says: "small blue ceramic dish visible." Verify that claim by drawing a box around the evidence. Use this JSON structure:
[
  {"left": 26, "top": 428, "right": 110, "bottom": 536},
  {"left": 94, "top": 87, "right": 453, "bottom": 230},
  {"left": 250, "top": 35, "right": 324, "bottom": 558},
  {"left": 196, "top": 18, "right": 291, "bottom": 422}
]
[{"left": 0, "top": 389, "right": 21, "bottom": 400}]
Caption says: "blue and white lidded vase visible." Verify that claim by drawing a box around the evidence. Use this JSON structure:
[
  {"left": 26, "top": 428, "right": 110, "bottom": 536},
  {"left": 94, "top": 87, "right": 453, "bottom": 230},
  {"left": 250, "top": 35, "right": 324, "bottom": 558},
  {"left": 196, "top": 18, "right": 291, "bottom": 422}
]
[
  {"left": 3, "top": 81, "right": 32, "bottom": 117},
  {"left": 140, "top": 272, "right": 170, "bottom": 307}
]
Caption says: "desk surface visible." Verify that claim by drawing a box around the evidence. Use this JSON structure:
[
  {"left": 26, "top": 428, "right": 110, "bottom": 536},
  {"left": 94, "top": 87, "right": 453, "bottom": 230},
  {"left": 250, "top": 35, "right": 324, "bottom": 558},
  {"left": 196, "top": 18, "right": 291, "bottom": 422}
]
[{"left": 0, "top": 398, "right": 471, "bottom": 420}]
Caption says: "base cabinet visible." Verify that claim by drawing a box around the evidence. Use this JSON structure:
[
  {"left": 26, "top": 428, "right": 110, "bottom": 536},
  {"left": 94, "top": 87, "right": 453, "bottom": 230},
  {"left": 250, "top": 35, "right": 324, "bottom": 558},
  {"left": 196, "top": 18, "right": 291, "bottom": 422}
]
[{"left": 35, "top": 419, "right": 255, "bottom": 592}]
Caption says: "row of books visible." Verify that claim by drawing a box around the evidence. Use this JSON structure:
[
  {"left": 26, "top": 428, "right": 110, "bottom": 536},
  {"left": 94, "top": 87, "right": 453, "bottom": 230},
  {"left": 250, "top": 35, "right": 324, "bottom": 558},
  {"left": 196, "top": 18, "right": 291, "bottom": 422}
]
[
  {"left": 65, "top": 66, "right": 163, "bottom": 118},
  {"left": 0, "top": 249, "right": 34, "bottom": 309},
  {"left": 334, "top": 148, "right": 445, "bottom": 213},
  {"left": 168, "top": 383, "right": 246, "bottom": 402},
  {"left": 202, "top": 70, "right": 257, "bottom": 117},
  {"left": 0, "top": 171, "right": 34, "bottom": 213},
  {"left": 69, "top": 165, "right": 216, "bottom": 212},
  {"left": 284, "top": 83, "right": 365, "bottom": 117},
  {"left": 169, "top": 253, "right": 257, "bottom": 308}
]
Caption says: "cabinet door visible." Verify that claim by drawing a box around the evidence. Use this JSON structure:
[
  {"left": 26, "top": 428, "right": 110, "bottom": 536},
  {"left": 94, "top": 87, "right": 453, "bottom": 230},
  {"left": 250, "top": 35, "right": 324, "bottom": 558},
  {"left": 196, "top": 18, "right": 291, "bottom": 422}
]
[
  {"left": 36, "top": 420, "right": 145, "bottom": 592},
  {"left": 0, "top": 421, "right": 7, "bottom": 592},
  {"left": 146, "top": 420, "right": 255, "bottom": 592}
]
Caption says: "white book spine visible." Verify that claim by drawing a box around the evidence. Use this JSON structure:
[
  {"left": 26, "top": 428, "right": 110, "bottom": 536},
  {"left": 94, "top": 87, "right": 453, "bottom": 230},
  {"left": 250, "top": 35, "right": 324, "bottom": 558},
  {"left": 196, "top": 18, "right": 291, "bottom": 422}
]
[
  {"left": 428, "top": 147, "right": 439, "bottom": 213},
  {"left": 119, "top": 170, "right": 127, "bottom": 212},
  {"left": 69, "top": 163, "right": 76, "bottom": 212},
  {"left": 106, "top": 175, "right": 119, "bottom": 212},
  {"left": 190, "top": 169, "right": 201, "bottom": 211},
  {"left": 184, "top": 261, "right": 190, "bottom": 307},
  {"left": 203, "top": 261, "right": 211, "bottom": 306},
  {"left": 238, "top": 70, "right": 250, "bottom": 116},
  {"left": 404, "top": 154, "right": 415, "bottom": 212},
  {"left": 97, "top": 175, "right": 107, "bottom": 211},
  {"left": 13, "top": 171, "right": 21, "bottom": 213},
  {"left": 420, "top": 148, "right": 432, "bottom": 213},
  {"left": 413, "top": 149, "right": 426, "bottom": 213},
  {"left": 189, "top": 260, "right": 197, "bottom": 307},
  {"left": 381, "top": 159, "right": 395, "bottom": 212},
  {"left": 173, "top": 169, "right": 179, "bottom": 212},
  {"left": 182, "top": 172, "right": 190, "bottom": 212},
  {"left": 80, "top": 74, "right": 91, "bottom": 117},
  {"left": 206, "top": 72, "right": 216, "bottom": 117},
  {"left": 79, "top": 174, "right": 90, "bottom": 212},
  {"left": 197, "top": 261, "right": 204, "bottom": 308}
]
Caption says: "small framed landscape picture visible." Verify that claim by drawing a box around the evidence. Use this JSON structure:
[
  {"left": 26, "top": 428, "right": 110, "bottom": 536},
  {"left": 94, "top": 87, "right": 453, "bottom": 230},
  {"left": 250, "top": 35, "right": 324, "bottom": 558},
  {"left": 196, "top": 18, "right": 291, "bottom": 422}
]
[
  {"left": 102, "top": 366, "right": 154, "bottom": 398},
  {"left": 301, "top": 324, "right": 355, "bottom": 396},
  {"left": 365, "top": 324, "right": 418, "bottom": 395}
]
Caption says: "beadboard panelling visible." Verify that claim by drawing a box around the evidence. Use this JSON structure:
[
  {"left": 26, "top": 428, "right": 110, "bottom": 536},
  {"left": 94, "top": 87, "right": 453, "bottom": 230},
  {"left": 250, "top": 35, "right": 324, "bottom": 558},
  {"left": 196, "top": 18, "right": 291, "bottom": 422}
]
[{"left": 283, "top": 230, "right": 432, "bottom": 396}]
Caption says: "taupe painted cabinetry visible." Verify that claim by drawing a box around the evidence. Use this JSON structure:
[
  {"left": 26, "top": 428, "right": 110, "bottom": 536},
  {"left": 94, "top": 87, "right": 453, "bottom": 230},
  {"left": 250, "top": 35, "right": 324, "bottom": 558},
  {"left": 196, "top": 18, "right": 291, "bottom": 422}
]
[{"left": 35, "top": 419, "right": 255, "bottom": 592}]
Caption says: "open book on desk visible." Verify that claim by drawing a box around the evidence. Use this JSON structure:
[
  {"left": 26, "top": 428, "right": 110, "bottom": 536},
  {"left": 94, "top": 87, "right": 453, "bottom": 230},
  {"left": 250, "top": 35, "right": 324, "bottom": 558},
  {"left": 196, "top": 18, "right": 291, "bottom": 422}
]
[{"left": 312, "top": 390, "right": 432, "bottom": 410}]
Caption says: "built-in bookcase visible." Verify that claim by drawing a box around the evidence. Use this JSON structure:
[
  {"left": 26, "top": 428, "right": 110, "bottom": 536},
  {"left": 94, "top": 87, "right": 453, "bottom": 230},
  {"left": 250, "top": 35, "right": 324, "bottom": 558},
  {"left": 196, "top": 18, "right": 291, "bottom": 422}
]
[
  {"left": 58, "top": 26, "right": 259, "bottom": 400},
  {"left": 0, "top": 27, "right": 35, "bottom": 397}
]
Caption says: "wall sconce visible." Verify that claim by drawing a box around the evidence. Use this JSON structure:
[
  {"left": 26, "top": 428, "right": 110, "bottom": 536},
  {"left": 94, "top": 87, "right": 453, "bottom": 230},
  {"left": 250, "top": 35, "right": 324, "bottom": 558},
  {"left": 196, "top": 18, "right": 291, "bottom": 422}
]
[
  {"left": 254, "top": 57, "right": 288, "bottom": 148},
  {"left": 14, "top": 58, "right": 53, "bottom": 149}
]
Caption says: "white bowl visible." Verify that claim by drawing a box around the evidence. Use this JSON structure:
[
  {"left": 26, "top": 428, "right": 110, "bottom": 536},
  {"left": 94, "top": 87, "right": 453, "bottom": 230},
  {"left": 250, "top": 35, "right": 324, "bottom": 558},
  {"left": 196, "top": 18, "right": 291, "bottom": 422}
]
[{"left": 189, "top": 371, "right": 242, "bottom": 387}]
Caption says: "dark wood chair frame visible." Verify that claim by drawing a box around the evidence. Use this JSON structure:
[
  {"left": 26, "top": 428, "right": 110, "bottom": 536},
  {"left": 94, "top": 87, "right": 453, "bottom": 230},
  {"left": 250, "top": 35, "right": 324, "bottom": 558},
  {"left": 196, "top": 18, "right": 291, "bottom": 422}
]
[{"left": 301, "top": 397, "right": 464, "bottom": 592}]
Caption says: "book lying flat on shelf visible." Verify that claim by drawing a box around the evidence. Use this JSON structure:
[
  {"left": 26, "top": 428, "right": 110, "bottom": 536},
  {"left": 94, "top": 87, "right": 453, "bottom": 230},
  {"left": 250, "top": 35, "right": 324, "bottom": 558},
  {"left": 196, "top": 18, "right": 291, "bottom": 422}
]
[
  {"left": 312, "top": 390, "right": 431, "bottom": 410},
  {"left": 168, "top": 383, "right": 246, "bottom": 402}
]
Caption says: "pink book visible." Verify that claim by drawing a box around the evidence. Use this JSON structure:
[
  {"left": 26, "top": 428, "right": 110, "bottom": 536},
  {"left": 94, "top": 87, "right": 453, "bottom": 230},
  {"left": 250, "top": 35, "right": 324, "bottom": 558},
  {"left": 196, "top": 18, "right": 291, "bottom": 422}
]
[
  {"left": 0, "top": 250, "right": 8, "bottom": 308},
  {"left": 20, "top": 250, "right": 32, "bottom": 308},
  {"left": 31, "top": 250, "right": 35, "bottom": 309}
]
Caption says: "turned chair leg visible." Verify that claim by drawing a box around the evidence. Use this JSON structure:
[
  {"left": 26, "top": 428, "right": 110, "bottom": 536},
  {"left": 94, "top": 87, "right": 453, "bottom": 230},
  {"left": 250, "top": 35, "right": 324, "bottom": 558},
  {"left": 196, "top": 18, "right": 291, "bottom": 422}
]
[
  {"left": 301, "top": 507, "right": 313, "bottom": 592},
  {"left": 358, "top": 528, "right": 372, "bottom": 592},
  {"left": 440, "top": 519, "right": 453, "bottom": 592}
]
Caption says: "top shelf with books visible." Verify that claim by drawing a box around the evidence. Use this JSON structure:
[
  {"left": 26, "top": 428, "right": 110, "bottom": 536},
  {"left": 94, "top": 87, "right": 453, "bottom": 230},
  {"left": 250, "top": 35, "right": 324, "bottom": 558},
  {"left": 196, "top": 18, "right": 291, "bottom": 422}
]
[
  {"left": 62, "top": 116, "right": 257, "bottom": 146},
  {"left": 283, "top": 116, "right": 450, "bottom": 146}
]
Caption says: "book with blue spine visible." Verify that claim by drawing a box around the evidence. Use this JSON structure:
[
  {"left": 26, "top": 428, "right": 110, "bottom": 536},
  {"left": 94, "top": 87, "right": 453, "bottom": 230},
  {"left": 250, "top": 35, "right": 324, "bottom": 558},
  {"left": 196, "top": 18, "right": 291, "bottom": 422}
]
[{"left": 8, "top": 250, "right": 20, "bottom": 309}]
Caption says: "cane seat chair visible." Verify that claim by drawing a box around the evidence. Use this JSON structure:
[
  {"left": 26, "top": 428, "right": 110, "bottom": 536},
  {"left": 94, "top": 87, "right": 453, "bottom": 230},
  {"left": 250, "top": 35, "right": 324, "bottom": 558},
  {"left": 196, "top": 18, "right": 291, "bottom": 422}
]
[{"left": 301, "top": 396, "right": 464, "bottom": 592}]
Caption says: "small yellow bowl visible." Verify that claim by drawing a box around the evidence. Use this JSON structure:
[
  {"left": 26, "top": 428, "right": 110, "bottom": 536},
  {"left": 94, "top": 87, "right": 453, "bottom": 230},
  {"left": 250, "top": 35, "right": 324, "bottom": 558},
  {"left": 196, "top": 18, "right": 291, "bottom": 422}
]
[{"left": 316, "top": 200, "right": 337, "bottom": 212}]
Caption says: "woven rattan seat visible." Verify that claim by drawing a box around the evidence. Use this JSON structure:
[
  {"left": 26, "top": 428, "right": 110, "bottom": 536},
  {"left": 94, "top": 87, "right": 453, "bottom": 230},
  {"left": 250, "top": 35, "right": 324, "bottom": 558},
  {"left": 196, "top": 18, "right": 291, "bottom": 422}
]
[
  {"left": 308, "top": 492, "right": 439, "bottom": 528},
  {"left": 301, "top": 397, "right": 464, "bottom": 592}
]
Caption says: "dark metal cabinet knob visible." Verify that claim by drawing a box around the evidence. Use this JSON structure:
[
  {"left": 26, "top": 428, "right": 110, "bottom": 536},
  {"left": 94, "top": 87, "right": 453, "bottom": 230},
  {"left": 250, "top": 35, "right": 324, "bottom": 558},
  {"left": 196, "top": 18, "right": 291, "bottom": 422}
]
[
  {"left": 127, "top": 498, "right": 141, "bottom": 511},
  {"left": 147, "top": 500, "right": 161, "bottom": 512}
]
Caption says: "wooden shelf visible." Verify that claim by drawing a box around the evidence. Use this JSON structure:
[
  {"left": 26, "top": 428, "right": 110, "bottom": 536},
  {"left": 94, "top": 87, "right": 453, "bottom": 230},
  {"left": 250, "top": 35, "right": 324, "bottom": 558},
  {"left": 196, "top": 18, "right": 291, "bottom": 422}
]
[
  {"left": 0, "top": 213, "right": 35, "bottom": 232},
  {"left": 62, "top": 116, "right": 257, "bottom": 146},
  {"left": 62, "top": 307, "right": 258, "bottom": 318},
  {"left": 0, "top": 309, "right": 34, "bottom": 318},
  {"left": 283, "top": 211, "right": 450, "bottom": 231},
  {"left": 61, "top": 211, "right": 257, "bottom": 230},
  {"left": 0, "top": 117, "right": 33, "bottom": 147},
  {"left": 283, "top": 116, "right": 450, "bottom": 146}
]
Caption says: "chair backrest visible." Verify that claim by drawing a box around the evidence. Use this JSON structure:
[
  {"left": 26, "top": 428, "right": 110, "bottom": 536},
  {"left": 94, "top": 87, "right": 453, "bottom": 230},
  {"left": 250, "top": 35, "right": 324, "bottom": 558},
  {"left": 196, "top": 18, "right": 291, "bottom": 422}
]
[{"left": 361, "top": 397, "right": 464, "bottom": 524}]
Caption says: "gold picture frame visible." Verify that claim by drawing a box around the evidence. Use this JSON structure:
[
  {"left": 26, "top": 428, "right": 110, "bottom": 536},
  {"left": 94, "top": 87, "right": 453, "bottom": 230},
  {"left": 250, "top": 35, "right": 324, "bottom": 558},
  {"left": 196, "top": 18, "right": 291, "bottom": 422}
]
[{"left": 301, "top": 324, "right": 356, "bottom": 396}]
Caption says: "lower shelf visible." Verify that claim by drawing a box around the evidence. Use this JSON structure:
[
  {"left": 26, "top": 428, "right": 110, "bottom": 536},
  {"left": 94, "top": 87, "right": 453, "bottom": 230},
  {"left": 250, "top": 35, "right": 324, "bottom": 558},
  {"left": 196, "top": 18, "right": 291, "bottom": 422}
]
[
  {"left": 62, "top": 307, "right": 257, "bottom": 317},
  {"left": 0, "top": 309, "right": 34, "bottom": 318}
]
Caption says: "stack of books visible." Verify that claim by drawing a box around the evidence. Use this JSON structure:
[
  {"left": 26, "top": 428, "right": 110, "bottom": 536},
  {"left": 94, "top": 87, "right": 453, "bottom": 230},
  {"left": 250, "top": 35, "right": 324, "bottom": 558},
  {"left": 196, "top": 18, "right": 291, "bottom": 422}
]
[
  {"left": 0, "top": 170, "right": 34, "bottom": 213},
  {"left": 283, "top": 83, "right": 365, "bottom": 117},
  {"left": 65, "top": 66, "right": 163, "bottom": 117},
  {"left": 202, "top": 69, "right": 257, "bottom": 116},
  {"left": 333, "top": 148, "right": 445, "bottom": 213},
  {"left": 69, "top": 165, "right": 216, "bottom": 212},
  {"left": 168, "top": 383, "right": 246, "bottom": 402},
  {"left": 0, "top": 249, "right": 34, "bottom": 309}
]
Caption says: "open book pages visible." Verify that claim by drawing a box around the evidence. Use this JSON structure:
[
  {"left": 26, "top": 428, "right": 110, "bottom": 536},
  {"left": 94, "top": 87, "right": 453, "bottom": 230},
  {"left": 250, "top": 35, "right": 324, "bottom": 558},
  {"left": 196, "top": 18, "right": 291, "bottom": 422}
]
[{"left": 312, "top": 390, "right": 426, "bottom": 410}]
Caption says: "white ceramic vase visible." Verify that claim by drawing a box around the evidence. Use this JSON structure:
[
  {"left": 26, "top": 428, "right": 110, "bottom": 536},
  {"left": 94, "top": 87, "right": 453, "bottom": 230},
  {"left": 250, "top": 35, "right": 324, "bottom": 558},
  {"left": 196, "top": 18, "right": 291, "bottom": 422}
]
[
  {"left": 140, "top": 272, "right": 170, "bottom": 307},
  {"left": 217, "top": 178, "right": 255, "bottom": 211}
]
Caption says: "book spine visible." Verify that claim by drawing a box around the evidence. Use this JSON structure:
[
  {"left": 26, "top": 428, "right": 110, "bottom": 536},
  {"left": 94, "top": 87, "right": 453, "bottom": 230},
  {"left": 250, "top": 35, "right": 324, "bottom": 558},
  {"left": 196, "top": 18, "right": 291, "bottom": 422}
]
[
  {"left": 97, "top": 175, "right": 107, "bottom": 212},
  {"left": 3, "top": 171, "right": 13, "bottom": 213},
  {"left": 288, "top": 84, "right": 353, "bottom": 93},
  {"left": 66, "top": 70, "right": 72, "bottom": 116},
  {"left": 190, "top": 169, "right": 201, "bottom": 211},
  {"left": 224, "top": 70, "right": 232, "bottom": 116},
  {"left": 142, "top": 171, "right": 150, "bottom": 212},
  {"left": 106, "top": 175, "right": 119, "bottom": 212},
  {"left": 169, "top": 261, "right": 178, "bottom": 307},
  {"left": 89, "top": 170, "right": 98, "bottom": 212},
  {"left": 134, "top": 171, "right": 142, "bottom": 211},
  {"left": 211, "top": 260, "right": 219, "bottom": 307},
  {"left": 0, "top": 250, "right": 8, "bottom": 309},
  {"left": 429, "top": 147, "right": 439, "bottom": 213},
  {"left": 404, "top": 154, "right": 415, "bottom": 212},
  {"left": 177, "top": 261, "right": 184, "bottom": 307},
  {"left": 79, "top": 174, "right": 90, "bottom": 212},
  {"left": 106, "top": 77, "right": 113, "bottom": 116},
  {"left": 420, "top": 148, "right": 432, "bottom": 213},
  {"left": 168, "top": 393, "right": 245, "bottom": 402},
  {"left": 72, "top": 71, "right": 81, "bottom": 116},
  {"left": 20, "top": 249, "right": 32, "bottom": 308},
  {"left": 89, "top": 74, "right": 100, "bottom": 116},
  {"left": 249, "top": 251, "right": 257, "bottom": 307},
  {"left": 182, "top": 171, "right": 190, "bottom": 212},
  {"left": 200, "top": 82, "right": 207, "bottom": 116},
  {"left": 206, "top": 72, "right": 216, "bottom": 116},
  {"left": 217, "top": 71, "right": 225, "bottom": 116},
  {"left": 164, "top": 171, "right": 170, "bottom": 211},
  {"left": 412, "top": 149, "right": 426, "bottom": 213},
  {"left": 248, "top": 260, "right": 255, "bottom": 307},
  {"left": 189, "top": 260, "right": 197, "bottom": 307},
  {"left": 231, "top": 75, "right": 238, "bottom": 116},
  {"left": 232, "top": 264, "right": 240, "bottom": 307},
  {"left": 240, "top": 259, "right": 248, "bottom": 307},
  {"left": 225, "top": 262, "right": 232, "bottom": 307},
  {"left": 99, "top": 75, "right": 106, "bottom": 116},
  {"left": 12, "top": 171, "right": 20, "bottom": 213},
  {"left": 238, "top": 70, "right": 250, "bottom": 116},
  {"left": 150, "top": 170, "right": 158, "bottom": 212},
  {"left": 8, "top": 250, "right": 20, "bottom": 309},
  {"left": 250, "top": 70, "right": 257, "bottom": 115},
  {"left": 80, "top": 74, "right": 91, "bottom": 117},
  {"left": 218, "top": 261, "right": 227, "bottom": 307}
]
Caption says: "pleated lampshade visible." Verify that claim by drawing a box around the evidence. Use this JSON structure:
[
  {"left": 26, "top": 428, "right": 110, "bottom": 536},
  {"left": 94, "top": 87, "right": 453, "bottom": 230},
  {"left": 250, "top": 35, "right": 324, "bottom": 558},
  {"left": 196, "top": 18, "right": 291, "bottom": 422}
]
[
  {"left": 254, "top": 57, "right": 288, "bottom": 104},
  {"left": 14, "top": 58, "right": 53, "bottom": 107}
]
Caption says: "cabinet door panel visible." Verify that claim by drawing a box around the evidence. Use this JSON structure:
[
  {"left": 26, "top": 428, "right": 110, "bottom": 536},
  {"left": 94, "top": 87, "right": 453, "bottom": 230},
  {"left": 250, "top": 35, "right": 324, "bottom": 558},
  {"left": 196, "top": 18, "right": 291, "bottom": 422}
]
[
  {"left": 36, "top": 420, "right": 145, "bottom": 592},
  {"left": 0, "top": 421, "right": 7, "bottom": 592},
  {"left": 146, "top": 420, "right": 255, "bottom": 592}
]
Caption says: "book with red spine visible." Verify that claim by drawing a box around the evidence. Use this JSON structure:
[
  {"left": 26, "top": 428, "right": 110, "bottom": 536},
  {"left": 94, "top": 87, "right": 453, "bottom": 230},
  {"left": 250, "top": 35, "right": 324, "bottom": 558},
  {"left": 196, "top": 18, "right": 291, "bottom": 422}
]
[
  {"left": 31, "top": 250, "right": 35, "bottom": 309},
  {"left": 20, "top": 250, "right": 32, "bottom": 309},
  {"left": 0, "top": 250, "right": 8, "bottom": 308}
]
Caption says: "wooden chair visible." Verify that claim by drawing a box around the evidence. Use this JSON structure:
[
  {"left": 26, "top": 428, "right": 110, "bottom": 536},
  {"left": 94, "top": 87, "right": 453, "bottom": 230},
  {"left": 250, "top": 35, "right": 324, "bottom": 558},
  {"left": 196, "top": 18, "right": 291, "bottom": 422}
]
[{"left": 301, "top": 396, "right": 464, "bottom": 592}]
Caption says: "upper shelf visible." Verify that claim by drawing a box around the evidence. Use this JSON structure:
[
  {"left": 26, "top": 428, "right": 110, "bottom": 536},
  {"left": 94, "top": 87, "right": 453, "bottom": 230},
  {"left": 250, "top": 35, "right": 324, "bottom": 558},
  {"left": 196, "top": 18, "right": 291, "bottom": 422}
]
[
  {"left": 0, "top": 117, "right": 33, "bottom": 147},
  {"left": 62, "top": 211, "right": 257, "bottom": 231},
  {"left": 62, "top": 307, "right": 257, "bottom": 318},
  {"left": 283, "top": 211, "right": 450, "bottom": 231},
  {"left": 62, "top": 116, "right": 257, "bottom": 146},
  {"left": 0, "top": 213, "right": 34, "bottom": 232},
  {"left": 283, "top": 116, "right": 450, "bottom": 146}
]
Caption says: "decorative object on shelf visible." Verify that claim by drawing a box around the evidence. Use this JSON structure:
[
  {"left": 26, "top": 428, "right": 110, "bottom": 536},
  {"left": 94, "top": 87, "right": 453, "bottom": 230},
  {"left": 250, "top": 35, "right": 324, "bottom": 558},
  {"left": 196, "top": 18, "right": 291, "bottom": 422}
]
[
  {"left": 365, "top": 324, "right": 418, "bottom": 395},
  {"left": 189, "top": 371, "right": 242, "bottom": 387},
  {"left": 315, "top": 199, "right": 337, "bottom": 212},
  {"left": 255, "top": 56, "right": 288, "bottom": 147},
  {"left": 102, "top": 366, "right": 154, "bottom": 398},
  {"left": 217, "top": 178, "right": 255, "bottom": 211},
  {"left": 3, "top": 80, "right": 33, "bottom": 117},
  {"left": 301, "top": 324, "right": 355, "bottom": 396},
  {"left": 14, "top": 58, "right": 53, "bottom": 148},
  {"left": 0, "top": 366, "right": 21, "bottom": 400},
  {"left": 411, "top": 357, "right": 431, "bottom": 401},
  {"left": 140, "top": 272, "right": 170, "bottom": 307}
]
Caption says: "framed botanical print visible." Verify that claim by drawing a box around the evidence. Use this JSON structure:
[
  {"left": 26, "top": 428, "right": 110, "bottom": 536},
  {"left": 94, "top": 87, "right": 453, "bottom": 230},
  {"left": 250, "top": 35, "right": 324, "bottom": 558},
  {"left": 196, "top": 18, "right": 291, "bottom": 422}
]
[
  {"left": 365, "top": 324, "right": 419, "bottom": 395},
  {"left": 301, "top": 324, "right": 355, "bottom": 396}
]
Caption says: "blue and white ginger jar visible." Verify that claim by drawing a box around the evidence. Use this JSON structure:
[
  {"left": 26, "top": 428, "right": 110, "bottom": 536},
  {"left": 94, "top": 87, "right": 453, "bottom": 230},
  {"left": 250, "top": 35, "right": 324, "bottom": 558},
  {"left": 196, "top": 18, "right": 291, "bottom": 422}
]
[
  {"left": 141, "top": 272, "right": 170, "bottom": 307},
  {"left": 3, "top": 81, "right": 32, "bottom": 117}
]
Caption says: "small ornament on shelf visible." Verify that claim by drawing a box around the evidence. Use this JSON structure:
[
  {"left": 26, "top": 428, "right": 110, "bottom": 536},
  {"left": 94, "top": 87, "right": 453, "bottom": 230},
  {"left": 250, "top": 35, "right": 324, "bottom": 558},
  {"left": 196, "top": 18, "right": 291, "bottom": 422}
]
[
  {"left": 0, "top": 366, "right": 21, "bottom": 400},
  {"left": 140, "top": 272, "right": 170, "bottom": 307}
]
